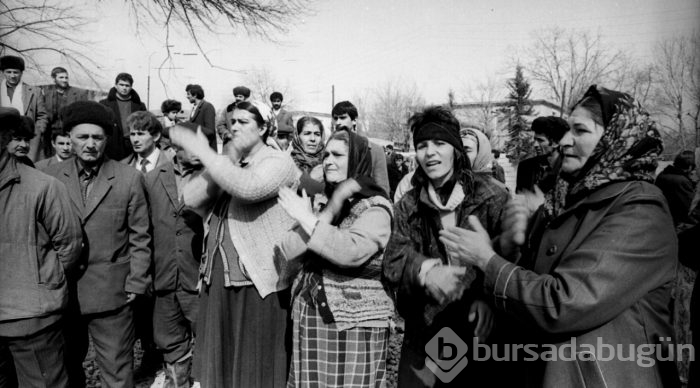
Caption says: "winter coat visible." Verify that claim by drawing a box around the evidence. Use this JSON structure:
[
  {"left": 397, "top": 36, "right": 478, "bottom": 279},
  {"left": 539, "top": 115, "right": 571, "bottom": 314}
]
[
  {"left": 484, "top": 181, "right": 679, "bottom": 388},
  {"left": 655, "top": 164, "right": 695, "bottom": 227},
  {"left": 99, "top": 87, "right": 147, "bottom": 160},
  {"left": 0, "top": 154, "right": 82, "bottom": 323}
]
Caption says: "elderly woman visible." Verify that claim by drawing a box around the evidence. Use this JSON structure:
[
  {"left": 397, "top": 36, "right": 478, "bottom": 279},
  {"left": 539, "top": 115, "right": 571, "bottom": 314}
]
[
  {"left": 383, "top": 106, "right": 509, "bottom": 387},
  {"left": 445, "top": 85, "right": 678, "bottom": 387},
  {"left": 170, "top": 100, "right": 300, "bottom": 388},
  {"left": 290, "top": 115, "right": 326, "bottom": 195},
  {"left": 279, "top": 130, "right": 394, "bottom": 387}
]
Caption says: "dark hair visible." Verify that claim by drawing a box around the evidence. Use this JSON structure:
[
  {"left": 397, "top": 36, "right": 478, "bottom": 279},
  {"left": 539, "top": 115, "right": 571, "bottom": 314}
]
[
  {"left": 332, "top": 101, "right": 358, "bottom": 120},
  {"left": 409, "top": 105, "right": 472, "bottom": 191},
  {"left": 296, "top": 116, "right": 324, "bottom": 135},
  {"left": 51, "top": 131, "right": 70, "bottom": 142},
  {"left": 492, "top": 149, "right": 501, "bottom": 158},
  {"left": 674, "top": 150, "right": 696, "bottom": 171},
  {"left": 51, "top": 67, "right": 68, "bottom": 78},
  {"left": 573, "top": 96, "right": 604, "bottom": 127},
  {"left": 270, "top": 91, "right": 283, "bottom": 101},
  {"left": 0, "top": 130, "right": 11, "bottom": 151},
  {"left": 234, "top": 101, "right": 269, "bottom": 141},
  {"left": 185, "top": 84, "right": 205, "bottom": 99},
  {"left": 531, "top": 116, "right": 569, "bottom": 143},
  {"left": 160, "top": 99, "right": 182, "bottom": 114},
  {"left": 115, "top": 73, "right": 134, "bottom": 86},
  {"left": 126, "top": 111, "right": 162, "bottom": 136}
]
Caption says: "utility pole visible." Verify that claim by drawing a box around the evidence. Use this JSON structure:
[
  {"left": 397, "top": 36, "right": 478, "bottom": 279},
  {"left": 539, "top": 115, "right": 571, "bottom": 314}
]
[
  {"left": 331, "top": 85, "right": 335, "bottom": 111},
  {"left": 560, "top": 81, "right": 567, "bottom": 117}
]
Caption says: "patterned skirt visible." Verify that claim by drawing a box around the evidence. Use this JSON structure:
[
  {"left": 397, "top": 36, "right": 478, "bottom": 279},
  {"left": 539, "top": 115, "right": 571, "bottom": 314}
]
[{"left": 287, "top": 295, "right": 389, "bottom": 388}]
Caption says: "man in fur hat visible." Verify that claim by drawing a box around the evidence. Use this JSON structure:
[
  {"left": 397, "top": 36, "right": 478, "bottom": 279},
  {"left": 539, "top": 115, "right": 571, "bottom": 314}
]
[
  {"left": 216, "top": 85, "right": 251, "bottom": 143},
  {"left": 0, "top": 55, "right": 48, "bottom": 162}
]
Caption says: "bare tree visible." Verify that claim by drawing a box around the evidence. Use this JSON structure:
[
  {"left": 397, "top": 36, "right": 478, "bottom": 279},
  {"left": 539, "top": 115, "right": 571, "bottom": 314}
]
[
  {"left": 0, "top": 0, "right": 101, "bottom": 85},
  {"left": 366, "top": 79, "right": 425, "bottom": 150},
  {"left": 521, "top": 27, "right": 627, "bottom": 110},
  {"left": 459, "top": 77, "right": 505, "bottom": 149},
  {"left": 243, "top": 66, "right": 295, "bottom": 108},
  {"left": 654, "top": 35, "right": 697, "bottom": 151}
]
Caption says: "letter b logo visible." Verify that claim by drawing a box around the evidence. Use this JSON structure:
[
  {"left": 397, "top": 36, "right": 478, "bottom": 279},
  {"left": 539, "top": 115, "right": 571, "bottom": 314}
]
[{"left": 425, "top": 328, "right": 469, "bottom": 383}]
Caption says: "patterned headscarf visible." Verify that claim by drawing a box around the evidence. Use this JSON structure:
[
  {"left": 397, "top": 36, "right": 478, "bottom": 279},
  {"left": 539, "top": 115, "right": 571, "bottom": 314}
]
[
  {"left": 290, "top": 118, "right": 326, "bottom": 173},
  {"left": 544, "top": 85, "right": 663, "bottom": 217}
]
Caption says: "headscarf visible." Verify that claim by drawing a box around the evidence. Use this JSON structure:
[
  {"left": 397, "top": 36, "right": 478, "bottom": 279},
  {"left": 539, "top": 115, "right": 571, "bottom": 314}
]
[
  {"left": 544, "top": 85, "right": 663, "bottom": 217},
  {"left": 324, "top": 130, "right": 388, "bottom": 202},
  {"left": 463, "top": 128, "right": 493, "bottom": 174},
  {"left": 290, "top": 123, "right": 326, "bottom": 173}
]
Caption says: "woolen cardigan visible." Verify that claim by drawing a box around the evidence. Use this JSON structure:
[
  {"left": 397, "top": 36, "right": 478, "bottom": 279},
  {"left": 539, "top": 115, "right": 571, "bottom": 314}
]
[{"left": 184, "top": 145, "right": 302, "bottom": 298}]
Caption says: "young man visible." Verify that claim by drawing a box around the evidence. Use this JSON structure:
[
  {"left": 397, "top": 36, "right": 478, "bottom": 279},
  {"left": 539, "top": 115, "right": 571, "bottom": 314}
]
[
  {"left": 122, "top": 111, "right": 168, "bottom": 173},
  {"left": 0, "top": 55, "right": 47, "bottom": 162},
  {"left": 100, "top": 73, "right": 147, "bottom": 161},
  {"left": 35, "top": 131, "right": 73, "bottom": 170},
  {"left": 0, "top": 107, "right": 82, "bottom": 388},
  {"left": 186, "top": 84, "right": 217, "bottom": 150},
  {"left": 515, "top": 116, "right": 568, "bottom": 194},
  {"left": 216, "top": 85, "right": 250, "bottom": 141},
  {"left": 270, "top": 91, "right": 294, "bottom": 136},
  {"left": 44, "top": 101, "right": 151, "bottom": 388},
  {"left": 145, "top": 122, "right": 209, "bottom": 387},
  {"left": 41, "top": 67, "right": 90, "bottom": 158},
  {"left": 331, "top": 101, "right": 390, "bottom": 194}
]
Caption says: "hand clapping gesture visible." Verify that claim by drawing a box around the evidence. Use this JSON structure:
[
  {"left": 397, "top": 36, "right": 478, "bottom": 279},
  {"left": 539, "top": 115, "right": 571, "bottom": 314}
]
[{"left": 278, "top": 187, "right": 318, "bottom": 235}]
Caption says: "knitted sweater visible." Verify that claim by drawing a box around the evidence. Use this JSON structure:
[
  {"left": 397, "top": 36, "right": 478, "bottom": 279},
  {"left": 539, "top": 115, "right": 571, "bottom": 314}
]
[
  {"left": 185, "top": 145, "right": 302, "bottom": 298},
  {"left": 282, "top": 195, "right": 395, "bottom": 327}
]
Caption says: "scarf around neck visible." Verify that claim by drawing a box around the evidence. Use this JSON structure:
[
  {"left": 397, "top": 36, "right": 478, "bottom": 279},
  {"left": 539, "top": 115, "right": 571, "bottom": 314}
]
[
  {"left": 290, "top": 130, "right": 325, "bottom": 173},
  {"left": 1, "top": 80, "right": 24, "bottom": 113}
]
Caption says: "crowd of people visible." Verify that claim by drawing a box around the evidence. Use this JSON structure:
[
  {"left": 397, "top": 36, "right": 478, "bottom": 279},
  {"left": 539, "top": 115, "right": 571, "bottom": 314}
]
[{"left": 1, "top": 51, "right": 699, "bottom": 388}]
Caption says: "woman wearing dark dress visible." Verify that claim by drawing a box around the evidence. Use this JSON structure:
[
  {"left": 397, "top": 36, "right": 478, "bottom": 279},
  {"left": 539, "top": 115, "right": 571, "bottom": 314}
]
[{"left": 170, "top": 100, "right": 301, "bottom": 388}]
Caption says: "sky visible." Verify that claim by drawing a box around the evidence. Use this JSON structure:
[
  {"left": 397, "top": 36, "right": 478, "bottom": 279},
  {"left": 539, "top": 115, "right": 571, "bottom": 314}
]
[{"left": 30, "top": 0, "right": 700, "bottom": 113}]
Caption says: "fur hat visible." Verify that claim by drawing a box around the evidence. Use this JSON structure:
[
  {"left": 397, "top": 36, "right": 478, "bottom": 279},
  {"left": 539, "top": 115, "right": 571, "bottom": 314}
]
[
  {"left": 232, "top": 86, "right": 251, "bottom": 98},
  {"left": 0, "top": 56, "right": 25, "bottom": 71},
  {"left": 61, "top": 101, "right": 114, "bottom": 133},
  {"left": 13, "top": 117, "right": 35, "bottom": 139},
  {"left": 0, "top": 107, "right": 21, "bottom": 132}
]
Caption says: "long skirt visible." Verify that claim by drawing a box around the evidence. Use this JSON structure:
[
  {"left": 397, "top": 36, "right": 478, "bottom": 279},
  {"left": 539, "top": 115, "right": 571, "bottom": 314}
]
[
  {"left": 287, "top": 296, "right": 389, "bottom": 388},
  {"left": 193, "top": 256, "right": 291, "bottom": 388}
]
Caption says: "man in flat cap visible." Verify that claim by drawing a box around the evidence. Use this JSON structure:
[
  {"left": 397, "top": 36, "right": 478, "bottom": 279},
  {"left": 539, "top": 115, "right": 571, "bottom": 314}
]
[
  {"left": 515, "top": 116, "right": 569, "bottom": 194},
  {"left": 44, "top": 101, "right": 152, "bottom": 388},
  {"left": 0, "top": 55, "right": 48, "bottom": 162},
  {"left": 216, "top": 85, "right": 251, "bottom": 143},
  {"left": 0, "top": 107, "right": 82, "bottom": 388}
]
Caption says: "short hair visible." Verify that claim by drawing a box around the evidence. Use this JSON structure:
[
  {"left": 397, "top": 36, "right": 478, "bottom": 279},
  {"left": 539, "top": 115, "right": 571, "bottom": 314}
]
[
  {"left": 674, "top": 150, "right": 696, "bottom": 171},
  {"left": 531, "top": 116, "right": 569, "bottom": 143},
  {"left": 51, "top": 67, "right": 68, "bottom": 78},
  {"left": 385, "top": 144, "right": 394, "bottom": 151},
  {"left": 270, "top": 91, "right": 283, "bottom": 101},
  {"left": 126, "top": 111, "right": 162, "bottom": 136},
  {"left": 115, "top": 73, "right": 134, "bottom": 86},
  {"left": 296, "top": 116, "right": 324, "bottom": 135},
  {"left": 332, "top": 101, "right": 358, "bottom": 120},
  {"left": 51, "top": 131, "right": 70, "bottom": 142},
  {"left": 185, "top": 84, "right": 205, "bottom": 99},
  {"left": 160, "top": 99, "right": 182, "bottom": 114}
]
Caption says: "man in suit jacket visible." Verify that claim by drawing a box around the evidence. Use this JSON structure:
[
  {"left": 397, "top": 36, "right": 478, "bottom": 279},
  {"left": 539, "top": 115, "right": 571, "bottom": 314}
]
[
  {"left": 0, "top": 107, "right": 82, "bottom": 388},
  {"left": 35, "top": 131, "right": 73, "bottom": 170},
  {"left": 100, "top": 73, "right": 147, "bottom": 161},
  {"left": 121, "top": 111, "right": 169, "bottom": 172},
  {"left": 41, "top": 67, "right": 90, "bottom": 159},
  {"left": 145, "top": 122, "right": 210, "bottom": 386},
  {"left": 185, "top": 84, "right": 217, "bottom": 150},
  {"left": 0, "top": 55, "right": 48, "bottom": 163},
  {"left": 44, "top": 101, "right": 151, "bottom": 388}
]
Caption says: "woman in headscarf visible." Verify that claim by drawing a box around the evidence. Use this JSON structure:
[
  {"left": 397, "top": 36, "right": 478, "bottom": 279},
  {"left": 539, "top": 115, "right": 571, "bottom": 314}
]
[
  {"left": 290, "top": 115, "right": 326, "bottom": 195},
  {"left": 279, "top": 130, "right": 394, "bottom": 387},
  {"left": 445, "top": 85, "right": 679, "bottom": 387},
  {"left": 393, "top": 126, "right": 499, "bottom": 202},
  {"left": 170, "top": 100, "right": 301, "bottom": 388},
  {"left": 383, "top": 106, "right": 509, "bottom": 387}
]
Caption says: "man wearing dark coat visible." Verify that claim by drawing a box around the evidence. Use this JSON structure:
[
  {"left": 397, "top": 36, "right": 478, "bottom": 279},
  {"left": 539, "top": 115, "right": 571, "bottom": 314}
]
[
  {"left": 0, "top": 107, "right": 82, "bottom": 388},
  {"left": 185, "top": 84, "right": 217, "bottom": 150},
  {"left": 655, "top": 150, "right": 696, "bottom": 227},
  {"left": 516, "top": 116, "right": 568, "bottom": 194},
  {"left": 44, "top": 101, "right": 152, "bottom": 388},
  {"left": 41, "top": 67, "right": 90, "bottom": 158},
  {"left": 99, "top": 73, "right": 147, "bottom": 161}
]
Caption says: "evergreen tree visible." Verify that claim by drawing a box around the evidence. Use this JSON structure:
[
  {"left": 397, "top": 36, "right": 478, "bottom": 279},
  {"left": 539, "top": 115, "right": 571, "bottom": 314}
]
[{"left": 504, "top": 65, "right": 535, "bottom": 162}]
